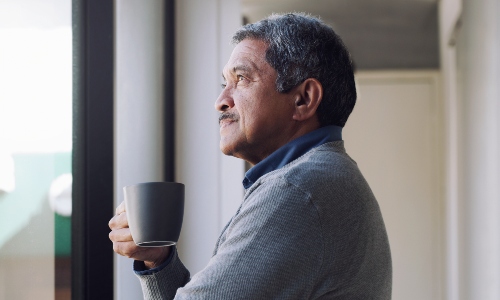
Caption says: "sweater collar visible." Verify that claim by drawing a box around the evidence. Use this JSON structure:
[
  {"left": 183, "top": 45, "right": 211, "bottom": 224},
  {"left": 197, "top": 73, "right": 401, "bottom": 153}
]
[{"left": 243, "top": 125, "right": 342, "bottom": 189}]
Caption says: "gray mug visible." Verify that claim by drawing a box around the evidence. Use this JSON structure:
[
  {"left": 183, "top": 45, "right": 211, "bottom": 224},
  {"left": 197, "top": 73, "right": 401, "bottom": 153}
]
[{"left": 124, "top": 182, "right": 184, "bottom": 247}]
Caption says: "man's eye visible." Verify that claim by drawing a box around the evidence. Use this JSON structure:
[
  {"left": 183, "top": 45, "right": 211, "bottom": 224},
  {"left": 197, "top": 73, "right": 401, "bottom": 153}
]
[
  {"left": 237, "top": 75, "right": 245, "bottom": 81},
  {"left": 221, "top": 83, "right": 227, "bottom": 89}
]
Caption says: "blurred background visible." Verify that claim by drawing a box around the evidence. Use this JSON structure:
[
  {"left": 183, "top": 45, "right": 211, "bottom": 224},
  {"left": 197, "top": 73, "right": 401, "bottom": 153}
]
[{"left": 0, "top": 0, "right": 498, "bottom": 299}]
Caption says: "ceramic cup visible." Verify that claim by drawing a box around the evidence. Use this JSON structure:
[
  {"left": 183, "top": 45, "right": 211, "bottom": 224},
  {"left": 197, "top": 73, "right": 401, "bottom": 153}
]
[{"left": 124, "top": 182, "right": 184, "bottom": 247}]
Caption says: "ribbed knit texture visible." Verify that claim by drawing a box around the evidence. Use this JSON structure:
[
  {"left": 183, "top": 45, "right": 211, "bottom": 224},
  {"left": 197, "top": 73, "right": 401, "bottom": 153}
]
[{"left": 136, "top": 141, "right": 392, "bottom": 299}]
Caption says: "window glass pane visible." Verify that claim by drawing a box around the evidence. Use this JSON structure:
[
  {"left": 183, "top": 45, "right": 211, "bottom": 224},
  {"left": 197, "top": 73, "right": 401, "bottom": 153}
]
[{"left": 0, "top": 0, "right": 72, "bottom": 299}]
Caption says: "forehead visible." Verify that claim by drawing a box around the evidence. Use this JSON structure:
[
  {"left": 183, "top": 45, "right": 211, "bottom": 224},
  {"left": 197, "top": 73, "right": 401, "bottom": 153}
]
[{"left": 223, "top": 39, "right": 271, "bottom": 76}]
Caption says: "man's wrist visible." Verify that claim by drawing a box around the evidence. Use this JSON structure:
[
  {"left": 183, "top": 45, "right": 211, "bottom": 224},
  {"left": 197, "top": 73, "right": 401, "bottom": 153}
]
[
  {"left": 134, "top": 246, "right": 175, "bottom": 275},
  {"left": 144, "top": 246, "right": 172, "bottom": 269}
]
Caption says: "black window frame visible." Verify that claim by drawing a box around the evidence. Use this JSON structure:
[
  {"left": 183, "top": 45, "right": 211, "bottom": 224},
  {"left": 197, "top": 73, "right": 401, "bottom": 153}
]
[
  {"left": 164, "top": 0, "right": 175, "bottom": 182},
  {"left": 72, "top": 0, "right": 114, "bottom": 299}
]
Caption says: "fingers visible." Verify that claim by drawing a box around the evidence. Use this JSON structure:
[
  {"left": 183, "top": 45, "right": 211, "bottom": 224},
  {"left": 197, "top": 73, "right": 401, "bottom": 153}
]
[
  {"left": 109, "top": 201, "right": 170, "bottom": 265},
  {"left": 109, "top": 227, "right": 133, "bottom": 242},
  {"left": 109, "top": 226, "right": 138, "bottom": 258},
  {"left": 115, "top": 201, "right": 126, "bottom": 215},
  {"left": 112, "top": 240, "right": 139, "bottom": 259},
  {"left": 109, "top": 208, "right": 128, "bottom": 230}
]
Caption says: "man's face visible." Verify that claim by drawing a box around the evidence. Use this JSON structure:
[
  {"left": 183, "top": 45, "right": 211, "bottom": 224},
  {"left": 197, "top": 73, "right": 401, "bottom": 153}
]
[{"left": 215, "top": 39, "right": 296, "bottom": 165}]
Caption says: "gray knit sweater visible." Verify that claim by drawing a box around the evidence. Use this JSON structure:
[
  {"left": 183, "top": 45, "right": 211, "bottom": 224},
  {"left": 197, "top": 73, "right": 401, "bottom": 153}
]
[{"left": 136, "top": 141, "right": 392, "bottom": 299}]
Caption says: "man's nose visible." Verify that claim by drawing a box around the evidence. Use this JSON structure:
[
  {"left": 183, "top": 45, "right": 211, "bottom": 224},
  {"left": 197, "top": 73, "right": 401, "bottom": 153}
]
[{"left": 215, "top": 88, "right": 234, "bottom": 112}]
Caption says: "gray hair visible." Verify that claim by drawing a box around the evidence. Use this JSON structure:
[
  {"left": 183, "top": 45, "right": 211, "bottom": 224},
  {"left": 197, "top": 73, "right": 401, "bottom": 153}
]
[{"left": 232, "top": 13, "right": 356, "bottom": 127}]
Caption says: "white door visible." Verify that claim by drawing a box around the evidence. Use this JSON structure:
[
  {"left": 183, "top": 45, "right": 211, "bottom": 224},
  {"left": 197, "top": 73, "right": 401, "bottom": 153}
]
[{"left": 343, "top": 71, "right": 443, "bottom": 300}]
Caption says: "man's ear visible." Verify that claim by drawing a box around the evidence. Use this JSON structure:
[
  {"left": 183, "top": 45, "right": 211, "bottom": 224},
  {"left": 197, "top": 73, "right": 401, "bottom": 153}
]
[{"left": 292, "top": 78, "right": 323, "bottom": 122}]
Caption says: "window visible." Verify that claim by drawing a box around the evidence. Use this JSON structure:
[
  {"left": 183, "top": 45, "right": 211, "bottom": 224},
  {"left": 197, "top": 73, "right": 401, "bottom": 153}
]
[{"left": 0, "top": 0, "right": 72, "bottom": 298}]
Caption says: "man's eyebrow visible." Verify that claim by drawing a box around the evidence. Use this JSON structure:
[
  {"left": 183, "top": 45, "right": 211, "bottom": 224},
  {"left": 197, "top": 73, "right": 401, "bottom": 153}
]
[
  {"left": 232, "top": 64, "right": 254, "bottom": 74},
  {"left": 222, "top": 62, "right": 259, "bottom": 81}
]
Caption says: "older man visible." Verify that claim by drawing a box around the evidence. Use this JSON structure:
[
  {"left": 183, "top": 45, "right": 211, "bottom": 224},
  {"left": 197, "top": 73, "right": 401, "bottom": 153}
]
[{"left": 109, "top": 13, "right": 392, "bottom": 299}]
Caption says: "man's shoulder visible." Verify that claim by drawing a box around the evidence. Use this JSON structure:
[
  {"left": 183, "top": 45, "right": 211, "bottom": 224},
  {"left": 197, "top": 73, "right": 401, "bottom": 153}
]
[
  {"left": 258, "top": 140, "right": 373, "bottom": 201},
  {"left": 281, "top": 141, "right": 359, "bottom": 182}
]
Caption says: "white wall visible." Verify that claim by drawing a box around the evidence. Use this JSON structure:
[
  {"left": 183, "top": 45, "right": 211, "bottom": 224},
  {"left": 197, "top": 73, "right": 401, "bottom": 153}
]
[
  {"left": 438, "top": 1, "right": 461, "bottom": 299},
  {"left": 440, "top": 0, "right": 500, "bottom": 299},
  {"left": 345, "top": 71, "right": 443, "bottom": 300},
  {"left": 114, "top": 1, "right": 165, "bottom": 299},
  {"left": 457, "top": 0, "right": 500, "bottom": 299},
  {"left": 175, "top": 0, "right": 243, "bottom": 274}
]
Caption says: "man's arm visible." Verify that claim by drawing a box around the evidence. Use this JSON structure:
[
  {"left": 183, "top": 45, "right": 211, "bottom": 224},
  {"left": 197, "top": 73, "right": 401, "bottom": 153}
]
[{"left": 142, "top": 178, "right": 324, "bottom": 299}]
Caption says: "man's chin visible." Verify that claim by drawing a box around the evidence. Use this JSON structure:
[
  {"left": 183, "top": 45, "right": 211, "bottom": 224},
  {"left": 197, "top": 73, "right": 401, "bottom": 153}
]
[
  {"left": 219, "top": 139, "right": 243, "bottom": 158},
  {"left": 220, "top": 145, "right": 236, "bottom": 157}
]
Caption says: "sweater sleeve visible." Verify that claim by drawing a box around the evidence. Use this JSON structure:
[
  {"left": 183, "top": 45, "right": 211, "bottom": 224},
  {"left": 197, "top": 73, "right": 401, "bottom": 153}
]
[
  {"left": 173, "top": 178, "right": 323, "bottom": 299},
  {"left": 135, "top": 247, "right": 191, "bottom": 300}
]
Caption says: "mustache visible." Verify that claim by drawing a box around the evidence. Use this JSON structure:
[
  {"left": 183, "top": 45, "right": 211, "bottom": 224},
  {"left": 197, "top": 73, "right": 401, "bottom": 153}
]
[{"left": 218, "top": 112, "right": 239, "bottom": 124}]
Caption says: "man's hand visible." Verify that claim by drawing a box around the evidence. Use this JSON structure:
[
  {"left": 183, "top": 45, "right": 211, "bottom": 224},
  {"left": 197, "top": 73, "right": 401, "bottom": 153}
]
[{"left": 109, "top": 201, "right": 171, "bottom": 269}]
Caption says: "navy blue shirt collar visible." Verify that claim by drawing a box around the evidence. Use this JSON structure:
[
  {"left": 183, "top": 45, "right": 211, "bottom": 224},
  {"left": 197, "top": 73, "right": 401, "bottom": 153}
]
[{"left": 243, "top": 125, "right": 342, "bottom": 189}]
